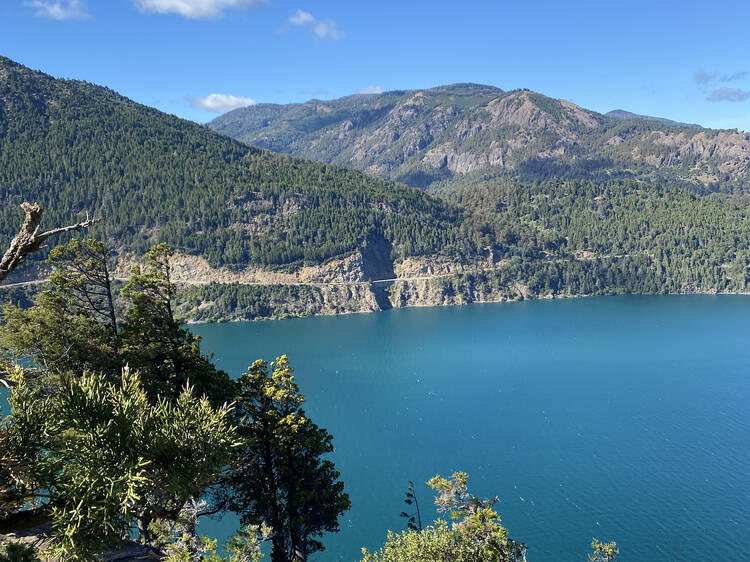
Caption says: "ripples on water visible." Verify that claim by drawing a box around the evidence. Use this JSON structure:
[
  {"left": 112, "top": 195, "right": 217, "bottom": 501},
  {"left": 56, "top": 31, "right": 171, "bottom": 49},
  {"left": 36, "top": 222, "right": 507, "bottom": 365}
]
[{"left": 192, "top": 295, "right": 750, "bottom": 561}]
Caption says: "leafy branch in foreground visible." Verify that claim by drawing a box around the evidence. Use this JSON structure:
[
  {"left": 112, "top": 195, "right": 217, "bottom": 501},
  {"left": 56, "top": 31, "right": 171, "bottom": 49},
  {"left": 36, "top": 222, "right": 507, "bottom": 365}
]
[
  {"left": 2, "top": 366, "right": 238, "bottom": 560},
  {"left": 1, "top": 238, "right": 353, "bottom": 561},
  {"left": 589, "top": 539, "right": 619, "bottom": 561},
  {"left": 149, "top": 499, "right": 272, "bottom": 562},
  {"left": 362, "top": 472, "right": 527, "bottom": 562},
  {"left": 427, "top": 472, "right": 525, "bottom": 561}
]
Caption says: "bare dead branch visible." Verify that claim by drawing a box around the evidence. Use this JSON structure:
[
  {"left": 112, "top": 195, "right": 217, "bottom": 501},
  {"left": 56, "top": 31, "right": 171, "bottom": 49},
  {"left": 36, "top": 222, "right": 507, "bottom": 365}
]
[{"left": 0, "top": 203, "right": 100, "bottom": 285}]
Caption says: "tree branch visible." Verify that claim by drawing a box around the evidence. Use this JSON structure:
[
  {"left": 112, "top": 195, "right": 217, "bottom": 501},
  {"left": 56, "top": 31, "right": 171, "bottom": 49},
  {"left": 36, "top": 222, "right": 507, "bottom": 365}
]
[
  {"left": 197, "top": 497, "right": 228, "bottom": 518},
  {"left": 0, "top": 203, "right": 100, "bottom": 285}
]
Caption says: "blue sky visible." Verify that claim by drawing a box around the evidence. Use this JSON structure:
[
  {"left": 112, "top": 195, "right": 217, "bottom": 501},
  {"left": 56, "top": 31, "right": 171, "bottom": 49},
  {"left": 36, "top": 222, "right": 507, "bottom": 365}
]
[{"left": 2, "top": 0, "right": 750, "bottom": 130}]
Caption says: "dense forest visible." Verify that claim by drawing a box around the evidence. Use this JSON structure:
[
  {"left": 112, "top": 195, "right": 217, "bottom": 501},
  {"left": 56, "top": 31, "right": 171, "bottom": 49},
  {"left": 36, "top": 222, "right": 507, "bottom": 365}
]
[
  {"left": 2, "top": 54, "right": 749, "bottom": 318},
  {"left": 0, "top": 56, "right": 462, "bottom": 271},
  {"left": 452, "top": 179, "right": 750, "bottom": 293},
  {"left": 176, "top": 179, "right": 750, "bottom": 321}
]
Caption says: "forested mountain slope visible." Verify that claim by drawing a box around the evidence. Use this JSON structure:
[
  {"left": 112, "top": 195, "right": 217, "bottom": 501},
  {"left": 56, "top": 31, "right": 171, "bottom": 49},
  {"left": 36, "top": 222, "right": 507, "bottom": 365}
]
[
  {"left": 180, "top": 178, "right": 750, "bottom": 321},
  {"left": 1, "top": 55, "right": 749, "bottom": 322},
  {"left": 209, "top": 84, "right": 750, "bottom": 194},
  {"left": 0, "top": 56, "right": 463, "bottom": 273},
  {"left": 451, "top": 180, "right": 750, "bottom": 293}
]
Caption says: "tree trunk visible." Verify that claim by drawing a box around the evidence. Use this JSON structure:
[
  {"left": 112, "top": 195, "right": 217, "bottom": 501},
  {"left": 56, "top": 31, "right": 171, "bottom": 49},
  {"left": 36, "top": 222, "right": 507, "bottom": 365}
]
[
  {"left": 137, "top": 513, "right": 153, "bottom": 545},
  {"left": 0, "top": 203, "right": 99, "bottom": 285},
  {"left": 287, "top": 481, "right": 306, "bottom": 562},
  {"left": 262, "top": 421, "right": 290, "bottom": 562},
  {"left": 271, "top": 536, "right": 292, "bottom": 562},
  {"left": 103, "top": 262, "right": 119, "bottom": 337},
  {"left": 290, "top": 528, "right": 306, "bottom": 562}
]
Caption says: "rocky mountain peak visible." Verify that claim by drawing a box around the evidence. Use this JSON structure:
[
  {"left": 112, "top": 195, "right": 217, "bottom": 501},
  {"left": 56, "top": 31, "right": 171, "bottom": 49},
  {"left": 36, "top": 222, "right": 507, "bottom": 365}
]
[{"left": 209, "top": 83, "right": 750, "bottom": 193}]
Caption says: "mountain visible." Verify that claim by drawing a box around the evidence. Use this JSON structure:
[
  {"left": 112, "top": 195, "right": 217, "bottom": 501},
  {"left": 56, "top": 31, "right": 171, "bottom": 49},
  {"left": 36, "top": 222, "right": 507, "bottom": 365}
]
[
  {"left": 209, "top": 84, "right": 750, "bottom": 194},
  {"left": 1, "top": 56, "right": 749, "bottom": 323},
  {"left": 0, "top": 55, "right": 462, "bottom": 275},
  {"left": 605, "top": 109, "right": 702, "bottom": 129}
]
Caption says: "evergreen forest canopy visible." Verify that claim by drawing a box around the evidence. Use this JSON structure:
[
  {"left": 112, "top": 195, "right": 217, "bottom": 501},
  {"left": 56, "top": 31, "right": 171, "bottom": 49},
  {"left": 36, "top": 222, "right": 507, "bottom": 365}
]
[
  {"left": 0, "top": 53, "right": 749, "bottom": 308},
  {"left": 179, "top": 179, "right": 750, "bottom": 322},
  {"left": 449, "top": 180, "right": 750, "bottom": 295},
  {"left": 0, "top": 56, "right": 460, "bottom": 270}
]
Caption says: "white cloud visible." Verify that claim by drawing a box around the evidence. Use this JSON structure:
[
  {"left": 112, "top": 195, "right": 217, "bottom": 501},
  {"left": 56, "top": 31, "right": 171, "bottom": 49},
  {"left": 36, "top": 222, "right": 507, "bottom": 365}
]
[
  {"left": 694, "top": 69, "right": 749, "bottom": 85},
  {"left": 356, "top": 85, "right": 385, "bottom": 95},
  {"left": 189, "top": 93, "right": 257, "bottom": 113},
  {"left": 289, "top": 9, "right": 314, "bottom": 25},
  {"left": 24, "top": 0, "right": 89, "bottom": 20},
  {"left": 135, "top": 0, "right": 263, "bottom": 19},
  {"left": 288, "top": 9, "right": 344, "bottom": 40}
]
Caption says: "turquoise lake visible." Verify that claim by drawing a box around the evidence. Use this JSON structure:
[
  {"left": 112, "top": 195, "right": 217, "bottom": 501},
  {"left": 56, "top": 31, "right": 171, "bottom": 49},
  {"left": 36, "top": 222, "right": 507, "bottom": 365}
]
[{"left": 191, "top": 295, "right": 750, "bottom": 561}]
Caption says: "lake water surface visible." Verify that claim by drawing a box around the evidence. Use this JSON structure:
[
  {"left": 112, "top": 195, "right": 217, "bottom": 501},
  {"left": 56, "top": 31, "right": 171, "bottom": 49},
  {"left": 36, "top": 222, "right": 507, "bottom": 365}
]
[{"left": 192, "top": 296, "right": 750, "bottom": 561}]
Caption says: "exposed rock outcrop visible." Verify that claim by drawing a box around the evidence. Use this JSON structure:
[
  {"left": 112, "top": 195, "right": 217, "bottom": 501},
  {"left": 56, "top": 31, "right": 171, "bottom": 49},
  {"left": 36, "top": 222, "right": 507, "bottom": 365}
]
[{"left": 210, "top": 83, "right": 750, "bottom": 193}]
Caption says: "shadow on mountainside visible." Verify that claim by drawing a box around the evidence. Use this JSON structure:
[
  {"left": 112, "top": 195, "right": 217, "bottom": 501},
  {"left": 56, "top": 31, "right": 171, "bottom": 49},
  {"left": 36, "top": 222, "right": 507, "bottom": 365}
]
[{"left": 361, "top": 233, "right": 395, "bottom": 311}]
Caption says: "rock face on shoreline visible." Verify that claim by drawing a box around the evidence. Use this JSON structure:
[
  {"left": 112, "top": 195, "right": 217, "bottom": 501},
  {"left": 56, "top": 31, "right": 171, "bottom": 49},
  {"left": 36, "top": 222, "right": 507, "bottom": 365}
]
[
  {"left": 168, "top": 248, "right": 504, "bottom": 322},
  {"left": 176, "top": 277, "right": 519, "bottom": 323},
  {"left": 172, "top": 253, "right": 546, "bottom": 322}
]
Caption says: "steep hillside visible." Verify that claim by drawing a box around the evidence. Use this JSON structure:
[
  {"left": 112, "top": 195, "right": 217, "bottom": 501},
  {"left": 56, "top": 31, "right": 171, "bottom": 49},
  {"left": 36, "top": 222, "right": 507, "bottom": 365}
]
[
  {"left": 0, "top": 56, "right": 465, "bottom": 276},
  {"left": 1, "top": 55, "right": 749, "bottom": 322},
  {"left": 178, "top": 178, "right": 750, "bottom": 321},
  {"left": 209, "top": 84, "right": 750, "bottom": 194}
]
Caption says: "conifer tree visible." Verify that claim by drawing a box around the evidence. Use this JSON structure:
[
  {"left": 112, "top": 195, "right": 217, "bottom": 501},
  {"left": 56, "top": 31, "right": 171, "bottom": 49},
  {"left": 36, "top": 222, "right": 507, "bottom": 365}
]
[
  {"left": 119, "top": 243, "right": 236, "bottom": 405},
  {"left": 1, "top": 366, "right": 237, "bottom": 560},
  {"left": 226, "top": 356, "right": 350, "bottom": 562}
]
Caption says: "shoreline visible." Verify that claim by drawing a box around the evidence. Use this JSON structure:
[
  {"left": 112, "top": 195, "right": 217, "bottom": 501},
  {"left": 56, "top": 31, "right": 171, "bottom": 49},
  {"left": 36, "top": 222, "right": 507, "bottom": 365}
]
[
  {"left": 183, "top": 289, "right": 750, "bottom": 325},
  {"left": 4, "top": 274, "right": 748, "bottom": 325}
]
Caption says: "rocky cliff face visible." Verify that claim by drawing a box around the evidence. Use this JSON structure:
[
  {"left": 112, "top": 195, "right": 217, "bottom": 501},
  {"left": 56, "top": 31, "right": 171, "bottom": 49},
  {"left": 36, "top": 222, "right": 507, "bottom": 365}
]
[
  {"left": 210, "top": 84, "right": 750, "bottom": 193},
  {"left": 168, "top": 240, "right": 397, "bottom": 321},
  {"left": 178, "top": 282, "right": 382, "bottom": 323},
  {"left": 172, "top": 253, "right": 537, "bottom": 322}
]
